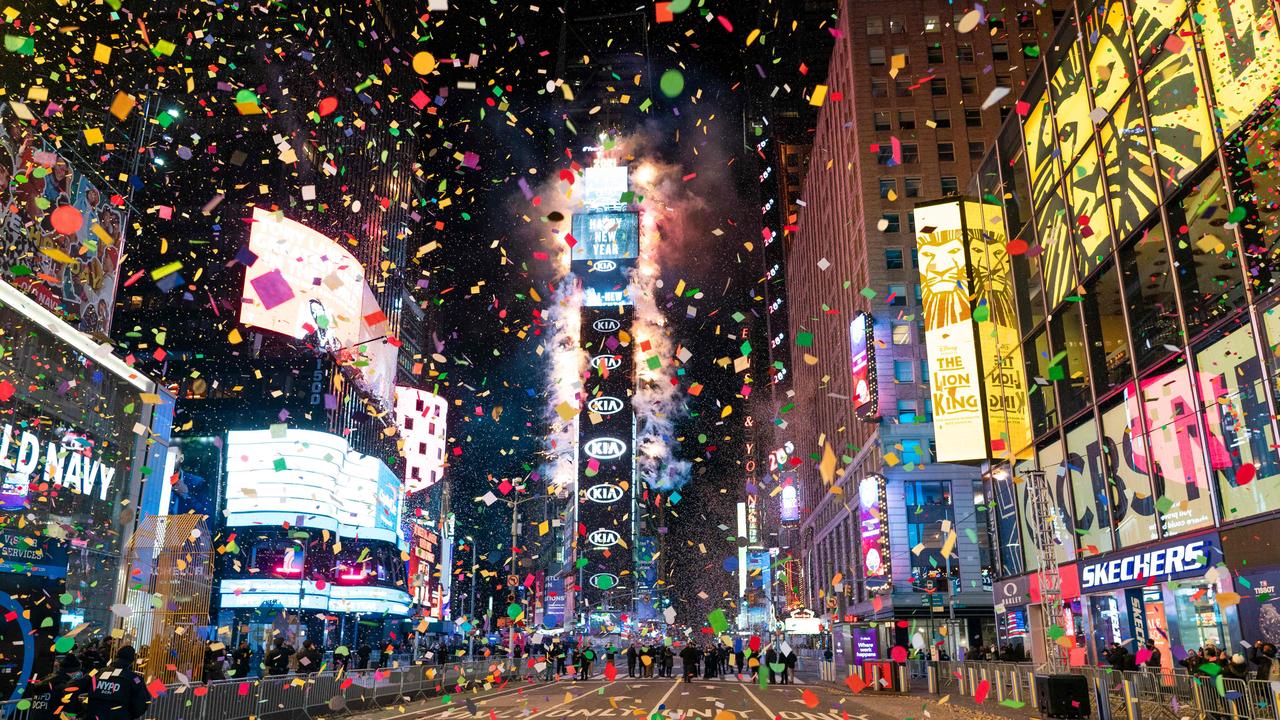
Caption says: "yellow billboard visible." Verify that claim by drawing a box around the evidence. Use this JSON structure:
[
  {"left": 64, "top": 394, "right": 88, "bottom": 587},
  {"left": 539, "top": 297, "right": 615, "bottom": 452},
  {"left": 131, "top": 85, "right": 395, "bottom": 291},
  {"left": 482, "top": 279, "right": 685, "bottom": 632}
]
[
  {"left": 1197, "top": 0, "right": 1280, "bottom": 138},
  {"left": 917, "top": 200, "right": 1033, "bottom": 463}
]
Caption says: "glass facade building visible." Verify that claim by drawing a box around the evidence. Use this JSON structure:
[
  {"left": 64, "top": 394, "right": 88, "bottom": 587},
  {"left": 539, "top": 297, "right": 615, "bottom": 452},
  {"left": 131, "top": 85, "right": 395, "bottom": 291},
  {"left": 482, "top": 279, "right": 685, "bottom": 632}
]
[{"left": 948, "top": 0, "right": 1280, "bottom": 663}]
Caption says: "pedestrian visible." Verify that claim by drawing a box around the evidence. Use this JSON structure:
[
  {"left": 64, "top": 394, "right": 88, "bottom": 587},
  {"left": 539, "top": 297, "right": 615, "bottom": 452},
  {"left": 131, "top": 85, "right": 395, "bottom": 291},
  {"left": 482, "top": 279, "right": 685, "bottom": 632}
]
[
  {"left": 577, "top": 644, "right": 593, "bottom": 680},
  {"left": 203, "top": 642, "right": 226, "bottom": 681},
  {"left": 1224, "top": 654, "right": 1250, "bottom": 681},
  {"left": 1142, "top": 639, "right": 1161, "bottom": 670},
  {"left": 662, "top": 645, "right": 675, "bottom": 678},
  {"left": 736, "top": 647, "right": 745, "bottom": 675},
  {"left": 554, "top": 641, "right": 567, "bottom": 677},
  {"left": 626, "top": 643, "right": 638, "bottom": 678},
  {"left": 356, "top": 644, "right": 372, "bottom": 670},
  {"left": 86, "top": 645, "right": 150, "bottom": 720},
  {"left": 265, "top": 637, "right": 294, "bottom": 676},
  {"left": 295, "top": 640, "right": 323, "bottom": 674},
  {"left": 679, "top": 644, "right": 698, "bottom": 683},
  {"left": 231, "top": 640, "right": 253, "bottom": 678},
  {"left": 782, "top": 647, "right": 796, "bottom": 684},
  {"left": 26, "top": 653, "right": 87, "bottom": 720}
]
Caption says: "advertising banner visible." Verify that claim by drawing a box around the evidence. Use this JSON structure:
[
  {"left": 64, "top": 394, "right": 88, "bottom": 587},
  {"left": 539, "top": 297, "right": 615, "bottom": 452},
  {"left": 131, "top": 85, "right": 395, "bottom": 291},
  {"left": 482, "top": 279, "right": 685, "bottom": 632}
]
[
  {"left": 577, "top": 306, "right": 635, "bottom": 608},
  {"left": 570, "top": 211, "right": 639, "bottom": 261},
  {"left": 1079, "top": 532, "right": 1221, "bottom": 593},
  {"left": 853, "top": 627, "right": 880, "bottom": 662},
  {"left": 1, "top": 113, "right": 127, "bottom": 335},
  {"left": 849, "top": 313, "right": 878, "bottom": 420},
  {"left": 859, "top": 475, "right": 891, "bottom": 593}
]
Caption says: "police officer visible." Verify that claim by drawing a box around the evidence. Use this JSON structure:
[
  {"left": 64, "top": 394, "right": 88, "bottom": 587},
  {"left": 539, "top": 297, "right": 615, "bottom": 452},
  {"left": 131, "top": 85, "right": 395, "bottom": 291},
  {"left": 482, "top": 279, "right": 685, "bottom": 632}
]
[
  {"left": 86, "top": 646, "right": 150, "bottom": 720},
  {"left": 27, "top": 653, "right": 87, "bottom": 720}
]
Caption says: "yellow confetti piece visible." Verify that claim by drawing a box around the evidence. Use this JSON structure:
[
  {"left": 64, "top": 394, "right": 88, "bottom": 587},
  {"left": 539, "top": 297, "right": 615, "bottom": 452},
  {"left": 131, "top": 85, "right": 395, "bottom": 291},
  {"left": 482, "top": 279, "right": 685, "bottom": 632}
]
[
  {"left": 39, "top": 247, "right": 74, "bottom": 264},
  {"left": 150, "top": 261, "right": 183, "bottom": 280},
  {"left": 810, "top": 84, "right": 828, "bottom": 106},
  {"left": 93, "top": 42, "right": 111, "bottom": 63},
  {"left": 745, "top": 29, "right": 761, "bottom": 46},
  {"left": 83, "top": 128, "right": 104, "bottom": 145},
  {"left": 228, "top": 328, "right": 243, "bottom": 345},
  {"left": 109, "top": 91, "right": 136, "bottom": 121}
]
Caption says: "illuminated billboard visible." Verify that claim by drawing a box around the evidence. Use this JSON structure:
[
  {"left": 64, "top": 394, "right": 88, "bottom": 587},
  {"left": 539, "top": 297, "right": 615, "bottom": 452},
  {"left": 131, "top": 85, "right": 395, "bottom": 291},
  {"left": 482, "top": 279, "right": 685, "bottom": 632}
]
[
  {"left": 240, "top": 208, "right": 397, "bottom": 404},
  {"left": 218, "top": 578, "right": 411, "bottom": 616},
  {"left": 916, "top": 201, "right": 985, "bottom": 462},
  {"left": 570, "top": 211, "right": 639, "bottom": 261},
  {"left": 849, "top": 313, "right": 877, "bottom": 420},
  {"left": 394, "top": 386, "right": 448, "bottom": 494},
  {"left": 780, "top": 481, "right": 800, "bottom": 525},
  {"left": 224, "top": 428, "right": 404, "bottom": 547},
  {"left": 916, "top": 199, "right": 1031, "bottom": 462},
  {"left": 0, "top": 114, "right": 127, "bottom": 334},
  {"left": 581, "top": 165, "right": 630, "bottom": 208},
  {"left": 1198, "top": 0, "right": 1280, "bottom": 138},
  {"left": 859, "top": 475, "right": 890, "bottom": 593},
  {"left": 577, "top": 305, "right": 635, "bottom": 606}
]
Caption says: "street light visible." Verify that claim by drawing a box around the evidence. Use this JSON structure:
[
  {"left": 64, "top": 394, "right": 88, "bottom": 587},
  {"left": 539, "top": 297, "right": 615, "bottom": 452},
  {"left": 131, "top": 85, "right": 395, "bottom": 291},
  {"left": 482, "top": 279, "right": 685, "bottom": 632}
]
[
  {"left": 477, "top": 485, "right": 553, "bottom": 661},
  {"left": 464, "top": 535, "right": 478, "bottom": 659}
]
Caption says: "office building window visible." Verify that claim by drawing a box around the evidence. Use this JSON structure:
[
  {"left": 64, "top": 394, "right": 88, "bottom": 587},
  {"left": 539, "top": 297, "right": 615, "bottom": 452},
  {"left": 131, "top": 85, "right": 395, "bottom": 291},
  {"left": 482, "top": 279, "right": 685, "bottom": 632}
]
[
  {"left": 876, "top": 145, "right": 894, "bottom": 165},
  {"left": 882, "top": 213, "right": 902, "bottom": 234},
  {"left": 924, "top": 15, "right": 941, "bottom": 32},
  {"left": 968, "top": 140, "right": 985, "bottom": 158},
  {"left": 933, "top": 109, "right": 951, "bottom": 128},
  {"left": 892, "top": 322, "right": 912, "bottom": 345},
  {"left": 879, "top": 177, "right": 897, "bottom": 198},
  {"left": 1017, "top": 10, "right": 1034, "bottom": 28},
  {"left": 993, "top": 42, "right": 1010, "bottom": 60},
  {"left": 898, "top": 110, "right": 916, "bottom": 129},
  {"left": 907, "top": 211, "right": 916, "bottom": 234},
  {"left": 911, "top": 247, "right": 919, "bottom": 268},
  {"left": 894, "top": 360, "right": 914, "bottom": 382},
  {"left": 938, "top": 142, "right": 955, "bottom": 162},
  {"left": 931, "top": 78, "right": 947, "bottom": 96},
  {"left": 894, "top": 79, "right": 911, "bottom": 97},
  {"left": 906, "top": 481, "right": 956, "bottom": 589},
  {"left": 920, "top": 358, "right": 929, "bottom": 380},
  {"left": 1052, "top": 9, "right": 1067, "bottom": 24},
  {"left": 961, "top": 75, "right": 979, "bottom": 94},
  {"left": 995, "top": 73, "right": 1011, "bottom": 89},
  {"left": 867, "top": 16, "right": 883, "bottom": 34},
  {"left": 927, "top": 44, "right": 944, "bottom": 64},
  {"left": 999, "top": 106, "right": 1012, "bottom": 122},
  {"left": 904, "top": 177, "right": 922, "bottom": 198},
  {"left": 869, "top": 46, "right": 886, "bottom": 65},
  {"left": 940, "top": 176, "right": 959, "bottom": 195},
  {"left": 889, "top": 18, "right": 906, "bottom": 33},
  {"left": 965, "top": 108, "right": 983, "bottom": 127},
  {"left": 889, "top": 283, "right": 908, "bottom": 305},
  {"left": 901, "top": 144, "right": 919, "bottom": 164},
  {"left": 874, "top": 111, "right": 891, "bottom": 131},
  {"left": 957, "top": 43, "right": 975, "bottom": 62},
  {"left": 871, "top": 78, "right": 888, "bottom": 97},
  {"left": 897, "top": 399, "right": 919, "bottom": 423},
  {"left": 885, "top": 248, "right": 904, "bottom": 269}
]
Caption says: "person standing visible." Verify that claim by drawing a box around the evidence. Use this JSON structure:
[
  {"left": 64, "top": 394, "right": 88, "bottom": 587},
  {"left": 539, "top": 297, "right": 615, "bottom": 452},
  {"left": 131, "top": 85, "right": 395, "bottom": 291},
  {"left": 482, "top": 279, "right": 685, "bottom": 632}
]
[
  {"left": 27, "top": 654, "right": 86, "bottom": 720},
  {"left": 295, "top": 641, "right": 323, "bottom": 674},
  {"left": 626, "top": 643, "right": 638, "bottom": 678},
  {"left": 662, "top": 645, "right": 674, "bottom": 678},
  {"left": 231, "top": 641, "right": 253, "bottom": 678},
  {"left": 355, "top": 644, "right": 372, "bottom": 670},
  {"left": 554, "top": 641, "right": 567, "bottom": 677},
  {"left": 265, "top": 637, "right": 294, "bottom": 676},
  {"left": 783, "top": 646, "right": 797, "bottom": 685},
  {"left": 86, "top": 646, "right": 150, "bottom": 720},
  {"left": 577, "top": 644, "right": 593, "bottom": 680},
  {"left": 765, "top": 644, "right": 778, "bottom": 684},
  {"left": 679, "top": 644, "right": 698, "bottom": 683},
  {"left": 1142, "top": 639, "right": 1161, "bottom": 670}
]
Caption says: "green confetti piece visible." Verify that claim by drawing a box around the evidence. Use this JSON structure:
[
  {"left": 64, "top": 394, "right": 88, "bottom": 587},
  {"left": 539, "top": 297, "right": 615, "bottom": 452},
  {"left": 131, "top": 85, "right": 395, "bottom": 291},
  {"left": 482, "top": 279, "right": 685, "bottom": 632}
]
[
  {"left": 659, "top": 69, "right": 685, "bottom": 98},
  {"left": 4, "top": 35, "right": 34, "bottom": 55},
  {"left": 796, "top": 331, "right": 814, "bottom": 347},
  {"left": 707, "top": 608, "right": 728, "bottom": 633},
  {"left": 53, "top": 636, "right": 75, "bottom": 653}
]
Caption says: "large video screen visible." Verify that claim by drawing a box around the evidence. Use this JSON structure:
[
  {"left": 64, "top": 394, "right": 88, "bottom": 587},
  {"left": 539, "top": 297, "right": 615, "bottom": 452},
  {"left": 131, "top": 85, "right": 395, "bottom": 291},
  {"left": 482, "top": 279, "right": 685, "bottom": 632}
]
[
  {"left": 570, "top": 211, "right": 640, "bottom": 261},
  {"left": 224, "top": 428, "right": 404, "bottom": 547}
]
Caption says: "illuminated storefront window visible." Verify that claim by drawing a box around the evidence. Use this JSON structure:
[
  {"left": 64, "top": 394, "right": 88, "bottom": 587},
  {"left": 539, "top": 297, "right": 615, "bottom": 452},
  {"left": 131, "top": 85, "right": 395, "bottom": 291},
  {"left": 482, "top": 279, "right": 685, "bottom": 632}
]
[
  {"left": 1066, "top": 416, "right": 1114, "bottom": 556},
  {"left": 1139, "top": 361, "right": 1215, "bottom": 535},
  {"left": 905, "top": 481, "right": 956, "bottom": 590},
  {"left": 1099, "top": 392, "right": 1159, "bottom": 548},
  {"left": 1196, "top": 323, "right": 1280, "bottom": 522}
]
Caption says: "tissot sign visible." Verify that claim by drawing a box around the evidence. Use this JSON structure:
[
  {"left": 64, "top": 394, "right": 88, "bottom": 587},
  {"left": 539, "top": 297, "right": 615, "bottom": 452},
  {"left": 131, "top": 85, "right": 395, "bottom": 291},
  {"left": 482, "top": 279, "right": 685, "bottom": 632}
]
[{"left": 1079, "top": 533, "right": 1220, "bottom": 593}]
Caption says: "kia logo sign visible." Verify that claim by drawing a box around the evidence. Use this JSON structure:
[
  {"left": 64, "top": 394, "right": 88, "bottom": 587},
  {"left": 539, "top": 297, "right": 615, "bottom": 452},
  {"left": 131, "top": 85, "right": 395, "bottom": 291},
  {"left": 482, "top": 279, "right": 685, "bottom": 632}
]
[
  {"left": 585, "top": 484, "right": 625, "bottom": 503},
  {"left": 584, "top": 437, "right": 626, "bottom": 460},
  {"left": 589, "top": 573, "right": 620, "bottom": 590},
  {"left": 593, "top": 260, "right": 618, "bottom": 272},
  {"left": 592, "top": 354, "right": 622, "bottom": 371},
  {"left": 588, "top": 529, "right": 622, "bottom": 547},
  {"left": 593, "top": 318, "right": 622, "bottom": 333},
  {"left": 587, "top": 396, "right": 624, "bottom": 415}
]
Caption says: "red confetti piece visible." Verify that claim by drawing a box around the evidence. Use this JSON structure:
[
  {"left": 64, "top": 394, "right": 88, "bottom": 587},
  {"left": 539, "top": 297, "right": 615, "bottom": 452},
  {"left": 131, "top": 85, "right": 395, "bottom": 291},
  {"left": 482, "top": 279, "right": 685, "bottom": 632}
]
[
  {"left": 1006, "top": 238, "right": 1029, "bottom": 255},
  {"left": 604, "top": 662, "right": 617, "bottom": 681},
  {"left": 802, "top": 689, "right": 819, "bottom": 708},
  {"left": 0, "top": 381, "right": 13, "bottom": 402},
  {"left": 1238, "top": 463, "right": 1257, "bottom": 486},
  {"left": 317, "top": 97, "right": 338, "bottom": 117},
  {"left": 975, "top": 678, "right": 991, "bottom": 704},
  {"left": 890, "top": 645, "right": 908, "bottom": 663},
  {"left": 50, "top": 205, "right": 83, "bottom": 235},
  {"left": 844, "top": 673, "right": 866, "bottom": 693}
]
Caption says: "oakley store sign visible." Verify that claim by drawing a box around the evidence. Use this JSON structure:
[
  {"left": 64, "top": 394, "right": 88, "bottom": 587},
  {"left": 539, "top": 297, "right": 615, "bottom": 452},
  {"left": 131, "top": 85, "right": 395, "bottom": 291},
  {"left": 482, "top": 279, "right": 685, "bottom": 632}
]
[{"left": 1079, "top": 533, "right": 1221, "bottom": 594}]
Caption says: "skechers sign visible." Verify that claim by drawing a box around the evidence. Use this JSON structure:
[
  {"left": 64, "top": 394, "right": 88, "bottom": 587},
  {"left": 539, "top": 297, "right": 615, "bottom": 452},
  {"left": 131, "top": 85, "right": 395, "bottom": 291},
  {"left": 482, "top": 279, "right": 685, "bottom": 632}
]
[
  {"left": 1079, "top": 534, "right": 1221, "bottom": 593},
  {"left": 593, "top": 318, "right": 621, "bottom": 333},
  {"left": 584, "top": 437, "right": 626, "bottom": 460},
  {"left": 587, "top": 396, "right": 624, "bottom": 415},
  {"left": 585, "top": 484, "right": 624, "bottom": 503}
]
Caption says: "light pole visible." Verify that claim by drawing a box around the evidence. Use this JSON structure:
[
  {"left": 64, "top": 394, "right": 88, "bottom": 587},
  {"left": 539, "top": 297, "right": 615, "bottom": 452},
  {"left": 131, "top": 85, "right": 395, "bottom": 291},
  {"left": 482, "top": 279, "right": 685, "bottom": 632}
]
[
  {"left": 466, "top": 535, "right": 478, "bottom": 659},
  {"left": 478, "top": 486, "right": 551, "bottom": 661}
]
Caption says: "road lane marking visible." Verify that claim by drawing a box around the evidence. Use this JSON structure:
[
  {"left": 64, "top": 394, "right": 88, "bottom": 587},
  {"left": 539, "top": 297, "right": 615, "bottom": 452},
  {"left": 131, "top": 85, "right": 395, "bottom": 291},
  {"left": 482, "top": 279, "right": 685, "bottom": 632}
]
[
  {"left": 743, "top": 684, "right": 778, "bottom": 719},
  {"left": 525, "top": 681, "right": 619, "bottom": 718},
  {"left": 391, "top": 678, "right": 565, "bottom": 719},
  {"left": 646, "top": 679, "right": 682, "bottom": 717}
]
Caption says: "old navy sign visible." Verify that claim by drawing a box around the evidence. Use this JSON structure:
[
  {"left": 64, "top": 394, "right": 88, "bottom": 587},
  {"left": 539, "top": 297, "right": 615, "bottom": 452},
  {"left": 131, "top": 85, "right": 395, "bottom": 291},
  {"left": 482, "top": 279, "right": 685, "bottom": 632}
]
[
  {"left": 1079, "top": 533, "right": 1220, "bottom": 593},
  {"left": 0, "top": 424, "right": 117, "bottom": 501}
]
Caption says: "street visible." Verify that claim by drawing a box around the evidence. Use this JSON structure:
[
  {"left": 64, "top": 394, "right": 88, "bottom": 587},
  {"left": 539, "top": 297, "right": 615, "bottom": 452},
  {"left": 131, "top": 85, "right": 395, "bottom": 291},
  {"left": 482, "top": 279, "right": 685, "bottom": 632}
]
[{"left": 350, "top": 669, "right": 1007, "bottom": 720}]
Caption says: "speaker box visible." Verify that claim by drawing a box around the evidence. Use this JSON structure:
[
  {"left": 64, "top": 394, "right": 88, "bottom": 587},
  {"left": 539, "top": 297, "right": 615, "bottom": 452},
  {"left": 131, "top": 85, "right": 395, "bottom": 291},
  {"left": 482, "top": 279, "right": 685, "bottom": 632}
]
[{"left": 1035, "top": 673, "right": 1091, "bottom": 719}]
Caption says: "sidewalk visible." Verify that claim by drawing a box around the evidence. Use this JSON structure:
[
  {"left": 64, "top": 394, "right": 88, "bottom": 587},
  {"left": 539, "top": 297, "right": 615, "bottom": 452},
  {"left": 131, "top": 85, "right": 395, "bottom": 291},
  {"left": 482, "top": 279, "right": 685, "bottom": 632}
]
[{"left": 794, "top": 665, "right": 1044, "bottom": 720}]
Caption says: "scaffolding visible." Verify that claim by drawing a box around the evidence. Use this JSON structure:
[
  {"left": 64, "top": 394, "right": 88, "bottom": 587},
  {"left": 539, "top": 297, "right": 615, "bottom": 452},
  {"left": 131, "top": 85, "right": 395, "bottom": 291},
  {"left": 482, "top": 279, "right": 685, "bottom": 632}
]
[
  {"left": 118, "top": 514, "right": 213, "bottom": 683},
  {"left": 1023, "top": 469, "right": 1066, "bottom": 673}
]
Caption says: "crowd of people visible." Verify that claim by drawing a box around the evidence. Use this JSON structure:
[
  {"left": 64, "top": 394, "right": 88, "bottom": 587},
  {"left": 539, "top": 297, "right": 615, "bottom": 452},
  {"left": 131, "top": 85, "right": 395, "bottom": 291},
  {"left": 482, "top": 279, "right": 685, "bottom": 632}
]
[
  {"left": 524, "top": 638, "right": 798, "bottom": 684},
  {"left": 26, "top": 644, "right": 151, "bottom": 720}
]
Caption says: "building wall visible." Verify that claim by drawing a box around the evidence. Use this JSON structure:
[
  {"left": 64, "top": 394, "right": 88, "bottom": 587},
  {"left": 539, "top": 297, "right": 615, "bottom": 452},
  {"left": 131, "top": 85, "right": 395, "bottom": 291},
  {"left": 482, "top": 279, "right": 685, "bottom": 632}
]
[{"left": 787, "top": 0, "right": 1072, "bottom": 613}]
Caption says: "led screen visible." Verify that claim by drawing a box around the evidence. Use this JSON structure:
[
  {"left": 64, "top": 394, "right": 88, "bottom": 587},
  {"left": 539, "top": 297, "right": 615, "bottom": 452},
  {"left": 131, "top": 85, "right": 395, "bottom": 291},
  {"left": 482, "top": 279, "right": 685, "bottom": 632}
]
[
  {"left": 225, "top": 428, "right": 404, "bottom": 546},
  {"left": 581, "top": 165, "right": 630, "bottom": 208},
  {"left": 570, "top": 211, "right": 640, "bottom": 261},
  {"left": 849, "top": 313, "right": 877, "bottom": 420},
  {"left": 859, "top": 475, "right": 890, "bottom": 592},
  {"left": 1198, "top": 0, "right": 1280, "bottom": 138}
]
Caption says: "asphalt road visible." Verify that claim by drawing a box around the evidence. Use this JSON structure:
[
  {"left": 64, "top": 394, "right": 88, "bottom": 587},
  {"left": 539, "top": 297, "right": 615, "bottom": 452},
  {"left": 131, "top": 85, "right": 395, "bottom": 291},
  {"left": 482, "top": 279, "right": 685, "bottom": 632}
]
[{"left": 352, "top": 669, "right": 947, "bottom": 720}]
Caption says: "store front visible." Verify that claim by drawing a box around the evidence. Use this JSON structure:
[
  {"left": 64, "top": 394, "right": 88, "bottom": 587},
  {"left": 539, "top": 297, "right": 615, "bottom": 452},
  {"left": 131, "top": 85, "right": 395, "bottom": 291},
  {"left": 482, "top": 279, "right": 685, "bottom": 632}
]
[
  {"left": 992, "top": 564, "right": 1084, "bottom": 664},
  {"left": 0, "top": 281, "right": 171, "bottom": 698},
  {"left": 1080, "top": 532, "right": 1235, "bottom": 665}
]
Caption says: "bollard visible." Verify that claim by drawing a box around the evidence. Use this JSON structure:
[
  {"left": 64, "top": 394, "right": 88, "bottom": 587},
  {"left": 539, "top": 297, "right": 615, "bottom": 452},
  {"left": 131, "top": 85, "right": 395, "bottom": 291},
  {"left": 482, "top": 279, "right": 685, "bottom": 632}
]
[
  {"left": 899, "top": 664, "right": 908, "bottom": 694},
  {"left": 1010, "top": 668, "right": 1022, "bottom": 703},
  {"left": 872, "top": 663, "right": 883, "bottom": 691},
  {"left": 995, "top": 668, "right": 1005, "bottom": 703},
  {"left": 1121, "top": 675, "right": 1138, "bottom": 720},
  {"left": 927, "top": 664, "right": 938, "bottom": 695}
]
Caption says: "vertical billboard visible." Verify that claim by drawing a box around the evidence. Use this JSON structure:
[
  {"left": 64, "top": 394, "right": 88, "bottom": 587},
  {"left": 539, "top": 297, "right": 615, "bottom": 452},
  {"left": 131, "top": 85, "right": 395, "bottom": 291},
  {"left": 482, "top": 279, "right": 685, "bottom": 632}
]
[
  {"left": 1, "top": 113, "right": 127, "bottom": 334},
  {"left": 916, "top": 201, "right": 985, "bottom": 462},
  {"left": 1197, "top": 0, "right": 1280, "bottom": 138},
  {"left": 916, "top": 199, "right": 1032, "bottom": 462},
  {"left": 240, "top": 208, "right": 398, "bottom": 405},
  {"left": 859, "top": 475, "right": 891, "bottom": 593},
  {"left": 849, "top": 313, "right": 878, "bottom": 420},
  {"left": 571, "top": 211, "right": 639, "bottom": 307},
  {"left": 577, "top": 306, "right": 635, "bottom": 609}
]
